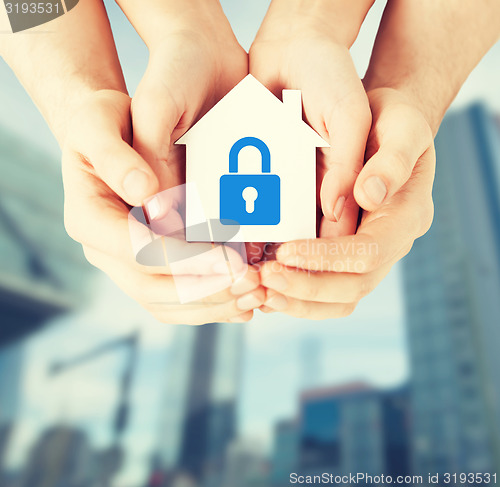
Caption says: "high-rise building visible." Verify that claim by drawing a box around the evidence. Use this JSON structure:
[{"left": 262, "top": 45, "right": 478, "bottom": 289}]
[
  {"left": 270, "top": 420, "right": 299, "bottom": 487},
  {"left": 222, "top": 439, "right": 270, "bottom": 487},
  {"left": 155, "top": 323, "right": 244, "bottom": 485},
  {"left": 297, "top": 382, "right": 410, "bottom": 477},
  {"left": 18, "top": 426, "right": 92, "bottom": 487},
  {"left": 402, "top": 104, "right": 500, "bottom": 475}
]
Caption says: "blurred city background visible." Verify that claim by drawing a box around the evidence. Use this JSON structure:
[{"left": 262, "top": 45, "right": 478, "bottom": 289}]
[{"left": 1, "top": 1, "right": 499, "bottom": 486}]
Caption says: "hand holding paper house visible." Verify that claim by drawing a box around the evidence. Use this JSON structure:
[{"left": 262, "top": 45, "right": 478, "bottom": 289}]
[{"left": 176, "top": 75, "right": 329, "bottom": 243}]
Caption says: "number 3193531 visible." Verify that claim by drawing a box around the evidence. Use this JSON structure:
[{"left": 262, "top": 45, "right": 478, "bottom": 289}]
[{"left": 5, "top": 2, "right": 60, "bottom": 14}]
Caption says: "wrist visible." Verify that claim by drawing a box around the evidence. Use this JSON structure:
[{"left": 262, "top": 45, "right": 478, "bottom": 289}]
[
  {"left": 257, "top": 0, "right": 374, "bottom": 48},
  {"left": 119, "top": 0, "right": 239, "bottom": 51},
  {"left": 53, "top": 85, "right": 127, "bottom": 147},
  {"left": 364, "top": 72, "right": 448, "bottom": 136}
]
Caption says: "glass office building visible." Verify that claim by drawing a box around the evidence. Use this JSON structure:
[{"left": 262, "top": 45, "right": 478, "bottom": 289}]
[
  {"left": 403, "top": 104, "right": 500, "bottom": 474},
  {"left": 297, "top": 383, "right": 410, "bottom": 478},
  {"left": 270, "top": 420, "right": 299, "bottom": 487},
  {"left": 0, "top": 125, "right": 90, "bottom": 474},
  {"left": 154, "top": 323, "right": 244, "bottom": 486}
]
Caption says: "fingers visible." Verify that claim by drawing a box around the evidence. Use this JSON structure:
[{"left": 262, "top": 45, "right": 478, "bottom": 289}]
[
  {"left": 148, "top": 281, "right": 266, "bottom": 325},
  {"left": 302, "top": 58, "right": 371, "bottom": 235},
  {"left": 83, "top": 247, "right": 265, "bottom": 324},
  {"left": 133, "top": 232, "right": 248, "bottom": 277},
  {"left": 297, "top": 57, "right": 371, "bottom": 233},
  {"left": 260, "top": 261, "right": 393, "bottom": 304},
  {"left": 229, "top": 311, "right": 255, "bottom": 323},
  {"left": 130, "top": 36, "right": 213, "bottom": 169},
  {"left": 319, "top": 89, "right": 371, "bottom": 229},
  {"left": 251, "top": 40, "right": 370, "bottom": 236},
  {"left": 263, "top": 290, "right": 357, "bottom": 321},
  {"left": 64, "top": 151, "right": 247, "bottom": 275},
  {"left": 131, "top": 68, "right": 183, "bottom": 167},
  {"left": 260, "top": 148, "right": 435, "bottom": 321},
  {"left": 274, "top": 234, "right": 395, "bottom": 275},
  {"left": 275, "top": 149, "right": 436, "bottom": 273},
  {"left": 303, "top": 52, "right": 371, "bottom": 232},
  {"left": 319, "top": 195, "right": 360, "bottom": 239},
  {"left": 63, "top": 151, "right": 136, "bottom": 259},
  {"left": 69, "top": 91, "right": 159, "bottom": 207},
  {"left": 354, "top": 94, "right": 433, "bottom": 212}
]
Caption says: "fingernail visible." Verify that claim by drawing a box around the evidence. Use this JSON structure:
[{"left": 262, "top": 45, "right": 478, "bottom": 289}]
[
  {"left": 265, "top": 294, "right": 288, "bottom": 311},
  {"left": 262, "top": 273, "right": 288, "bottom": 292},
  {"left": 124, "top": 169, "right": 151, "bottom": 203},
  {"left": 146, "top": 195, "right": 161, "bottom": 221},
  {"left": 363, "top": 176, "right": 387, "bottom": 205},
  {"left": 332, "top": 195, "right": 346, "bottom": 222},
  {"left": 237, "top": 292, "right": 263, "bottom": 311},
  {"left": 231, "top": 275, "right": 258, "bottom": 295}
]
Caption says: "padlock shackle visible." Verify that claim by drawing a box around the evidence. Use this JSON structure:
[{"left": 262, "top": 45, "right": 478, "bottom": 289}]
[{"left": 229, "top": 137, "right": 271, "bottom": 173}]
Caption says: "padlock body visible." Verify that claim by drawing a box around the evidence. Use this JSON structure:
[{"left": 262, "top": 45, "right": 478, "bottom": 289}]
[{"left": 220, "top": 174, "right": 281, "bottom": 225}]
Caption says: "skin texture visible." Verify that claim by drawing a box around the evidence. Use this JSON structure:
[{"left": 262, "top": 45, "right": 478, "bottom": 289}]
[
  {"left": 62, "top": 90, "right": 265, "bottom": 324},
  {"left": 260, "top": 88, "right": 435, "bottom": 318},
  {"left": 1, "top": 0, "right": 499, "bottom": 323},
  {"left": 260, "top": 0, "right": 500, "bottom": 318},
  {"left": 0, "top": 0, "right": 126, "bottom": 144},
  {"left": 0, "top": 1, "right": 265, "bottom": 324},
  {"left": 250, "top": 0, "right": 374, "bottom": 239}
]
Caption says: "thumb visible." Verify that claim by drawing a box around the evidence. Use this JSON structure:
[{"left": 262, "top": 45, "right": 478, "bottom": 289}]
[
  {"left": 354, "top": 105, "right": 433, "bottom": 212},
  {"left": 89, "top": 140, "right": 160, "bottom": 208},
  {"left": 131, "top": 72, "right": 183, "bottom": 167},
  {"left": 74, "top": 94, "right": 159, "bottom": 208}
]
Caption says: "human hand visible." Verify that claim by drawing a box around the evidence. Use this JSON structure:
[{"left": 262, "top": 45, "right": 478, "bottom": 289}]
[
  {"left": 120, "top": 0, "right": 271, "bottom": 265},
  {"left": 259, "top": 88, "right": 435, "bottom": 319},
  {"left": 62, "top": 90, "right": 265, "bottom": 325},
  {"left": 250, "top": 0, "right": 372, "bottom": 239},
  {"left": 124, "top": 7, "right": 241, "bottom": 201}
]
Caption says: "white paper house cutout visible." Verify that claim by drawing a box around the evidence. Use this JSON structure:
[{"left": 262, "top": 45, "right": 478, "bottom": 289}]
[{"left": 176, "top": 74, "right": 329, "bottom": 243}]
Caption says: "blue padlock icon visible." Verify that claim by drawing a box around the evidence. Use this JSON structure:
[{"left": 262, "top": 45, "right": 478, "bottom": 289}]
[{"left": 220, "top": 137, "right": 281, "bottom": 225}]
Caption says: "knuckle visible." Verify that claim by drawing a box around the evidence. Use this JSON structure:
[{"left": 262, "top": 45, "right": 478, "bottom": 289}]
[
  {"left": 339, "top": 303, "right": 357, "bottom": 318},
  {"left": 96, "top": 145, "right": 116, "bottom": 170},
  {"left": 388, "top": 151, "right": 413, "bottom": 184},
  {"left": 304, "top": 280, "right": 321, "bottom": 302},
  {"left": 293, "top": 300, "right": 310, "bottom": 320},
  {"left": 355, "top": 276, "right": 374, "bottom": 301}
]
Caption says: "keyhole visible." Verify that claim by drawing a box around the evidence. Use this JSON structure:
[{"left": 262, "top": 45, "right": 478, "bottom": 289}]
[{"left": 242, "top": 186, "right": 258, "bottom": 213}]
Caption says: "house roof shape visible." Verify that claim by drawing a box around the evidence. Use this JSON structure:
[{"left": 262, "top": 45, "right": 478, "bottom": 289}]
[{"left": 176, "top": 74, "right": 329, "bottom": 148}]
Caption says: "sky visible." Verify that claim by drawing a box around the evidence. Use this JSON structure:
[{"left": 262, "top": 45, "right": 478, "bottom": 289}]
[{"left": 1, "top": 1, "right": 500, "bottom": 485}]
